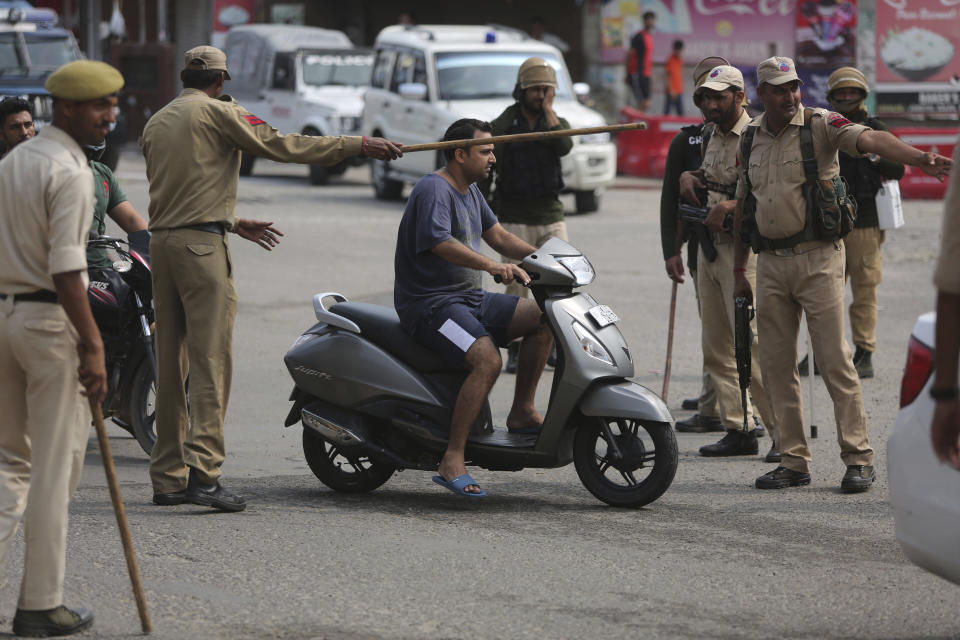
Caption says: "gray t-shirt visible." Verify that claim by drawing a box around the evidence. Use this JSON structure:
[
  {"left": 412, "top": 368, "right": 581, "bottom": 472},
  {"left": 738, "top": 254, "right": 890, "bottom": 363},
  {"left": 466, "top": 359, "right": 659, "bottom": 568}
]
[{"left": 394, "top": 173, "right": 498, "bottom": 334}]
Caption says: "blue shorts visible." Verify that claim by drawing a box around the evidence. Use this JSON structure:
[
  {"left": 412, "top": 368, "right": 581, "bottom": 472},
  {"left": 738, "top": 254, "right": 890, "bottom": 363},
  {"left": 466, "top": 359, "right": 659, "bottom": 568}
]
[{"left": 413, "top": 291, "right": 519, "bottom": 369}]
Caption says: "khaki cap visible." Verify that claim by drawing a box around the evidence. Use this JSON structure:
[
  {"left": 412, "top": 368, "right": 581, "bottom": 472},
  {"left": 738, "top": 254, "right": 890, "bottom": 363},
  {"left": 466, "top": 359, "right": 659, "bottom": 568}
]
[
  {"left": 517, "top": 57, "right": 557, "bottom": 89},
  {"left": 827, "top": 66, "right": 868, "bottom": 95},
  {"left": 756, "top": 56, "right": 801, "bottom": 86},
  {"left": 183, "top": 45, "right": 231, "bottom": 80},
  {"left": 44, "top": 60, "right": 123, "bottom": 101},
  {"left": 692, "top": 56, "right": 730, "bottom": 88},
  {"left": 697, "top": 65, "right": 744, "bottom": 93}
]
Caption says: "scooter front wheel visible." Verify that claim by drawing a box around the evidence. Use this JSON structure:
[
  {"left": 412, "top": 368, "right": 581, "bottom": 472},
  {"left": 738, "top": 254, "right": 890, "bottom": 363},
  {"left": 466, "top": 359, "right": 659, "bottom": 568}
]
[
  {"left": 302, "top": 428, "right": 396, "bottom": 493},
  {"left": 573, "top": 417, "right": 677, "bottom": 508},
  {"left": 127, "top": 358, "right": 157, "bottom": 455}
]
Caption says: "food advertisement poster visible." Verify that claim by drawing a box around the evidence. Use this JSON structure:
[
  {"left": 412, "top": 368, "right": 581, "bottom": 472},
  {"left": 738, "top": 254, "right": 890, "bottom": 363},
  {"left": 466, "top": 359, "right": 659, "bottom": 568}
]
[
  {"left": 875, "top": 0, "right": 960, "bottom": 115},
  {"left": 599, "top": 0, "right": 796, "bottom": 65},
  {"left": 795, "top": 0, "right": 857, "bottom": 67}
]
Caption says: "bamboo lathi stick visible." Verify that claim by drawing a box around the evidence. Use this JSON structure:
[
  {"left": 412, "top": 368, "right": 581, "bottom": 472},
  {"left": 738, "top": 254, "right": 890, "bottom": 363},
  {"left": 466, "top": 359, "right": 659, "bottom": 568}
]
[{"left": 400, "top": 122, "right": 647, "bottom": 153}]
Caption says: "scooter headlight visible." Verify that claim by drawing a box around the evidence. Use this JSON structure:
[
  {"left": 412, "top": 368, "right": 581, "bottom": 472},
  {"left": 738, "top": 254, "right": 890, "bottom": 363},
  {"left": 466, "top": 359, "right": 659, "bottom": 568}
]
[
  {"left": 557, "top": 256, "right": 595, "bottom": 285},
  {"left": 571, "top": 321, "right": 614, "bottom": 366}
]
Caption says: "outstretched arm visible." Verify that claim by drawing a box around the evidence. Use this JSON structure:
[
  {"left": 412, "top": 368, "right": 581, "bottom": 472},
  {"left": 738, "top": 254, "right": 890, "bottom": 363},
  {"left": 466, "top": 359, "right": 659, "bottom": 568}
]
[{"left": 856, "top": 130, "right": 952, "bottom": 181}]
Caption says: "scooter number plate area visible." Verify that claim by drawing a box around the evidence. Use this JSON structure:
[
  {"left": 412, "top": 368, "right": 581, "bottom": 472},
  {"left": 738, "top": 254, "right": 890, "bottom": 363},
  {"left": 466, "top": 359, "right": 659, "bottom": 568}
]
[{"left": 587, "top": 304, "right": 619, "bottom": 328}]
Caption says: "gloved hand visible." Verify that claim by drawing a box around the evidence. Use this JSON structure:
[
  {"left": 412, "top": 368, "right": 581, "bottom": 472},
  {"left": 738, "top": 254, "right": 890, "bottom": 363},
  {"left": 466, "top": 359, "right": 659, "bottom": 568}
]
[{"left": 128, "top": 229, "right": 151, "bottom": 263}]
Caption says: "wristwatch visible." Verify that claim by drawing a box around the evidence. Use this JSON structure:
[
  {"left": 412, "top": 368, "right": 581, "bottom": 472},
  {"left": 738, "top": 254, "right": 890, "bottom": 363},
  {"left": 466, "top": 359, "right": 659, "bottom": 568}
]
[{"left": 930, "top": 386, "right": 959, "bottom": 400}]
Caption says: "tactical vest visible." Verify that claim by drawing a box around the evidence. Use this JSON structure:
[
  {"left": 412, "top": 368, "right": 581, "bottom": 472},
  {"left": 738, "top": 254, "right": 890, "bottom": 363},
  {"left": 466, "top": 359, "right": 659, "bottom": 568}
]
[
  {"left": 739, "top": 108, "right": 858, "bottom": 253},
  {"left": 496, "top": 115, "right": 564, "bottom": 201},
  {"left": 839, "top": 115, "right": 883, "bottom": 206}
]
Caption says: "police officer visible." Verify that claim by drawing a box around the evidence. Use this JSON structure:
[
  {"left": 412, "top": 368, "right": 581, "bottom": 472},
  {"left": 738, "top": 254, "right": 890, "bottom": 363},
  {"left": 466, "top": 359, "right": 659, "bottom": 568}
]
[
  {"left": 822, "top": 67, "right": 904, "bottom": 378},
  {"left": 0, "top": 97, "right": 36, "bottom": 157},
  {"left": 930, "top": 135, "right": 960, "bottom": 470},
  {"left": 733, "top": 57, "right": 952, "bottom": 491},
  {"left": 142, "top": 46, "right": 402, "bottom": 512},
  {"left": 0, "top": 60, "right": 117, "bottom": 637},
  {"left": 661, "top": 56, "right": 727, "bottom": 432},
  {"left": 488, "top": 57, "right": 571, "bottom": 372},
  {"left": 678, "top": 65, "right": 779, "bottom": 461}
]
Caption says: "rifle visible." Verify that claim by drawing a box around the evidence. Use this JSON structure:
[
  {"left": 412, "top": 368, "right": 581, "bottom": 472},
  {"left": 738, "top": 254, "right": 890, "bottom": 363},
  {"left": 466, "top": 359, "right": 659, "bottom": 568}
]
[
  {"left": 679, "top": 203, "right": 717, "bottom": 262},
  {"left": 734, "top": 296, "right": 754, "bottom": 433}
]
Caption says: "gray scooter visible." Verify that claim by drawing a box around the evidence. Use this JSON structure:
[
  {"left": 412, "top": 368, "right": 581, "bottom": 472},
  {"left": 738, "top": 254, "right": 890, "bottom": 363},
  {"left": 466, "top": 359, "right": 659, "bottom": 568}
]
[{"left": 283, "top": 238, "right": 677, "bottom": 507}]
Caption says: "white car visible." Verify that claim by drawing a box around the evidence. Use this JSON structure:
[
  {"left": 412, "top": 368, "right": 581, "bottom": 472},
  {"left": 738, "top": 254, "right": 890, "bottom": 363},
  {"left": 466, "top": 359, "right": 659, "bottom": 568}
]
[
  {"left": 361, "top": 24, "right": 616, "bottom": 212},
  {"left": 888, "top": 311, "right": 960, "bottom": 585},
  {"left": 224, "top": 25, "right": 372, "bottom": 185}
]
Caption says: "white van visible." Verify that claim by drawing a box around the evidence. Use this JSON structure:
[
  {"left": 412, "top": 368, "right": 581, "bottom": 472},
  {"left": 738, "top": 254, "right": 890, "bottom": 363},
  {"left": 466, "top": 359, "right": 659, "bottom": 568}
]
[
  {"left": 224, "top": 24, "right": 373, "bottom": 185},
  {"left": 362, "top": 25, "right": 616, "bottom": 213}
]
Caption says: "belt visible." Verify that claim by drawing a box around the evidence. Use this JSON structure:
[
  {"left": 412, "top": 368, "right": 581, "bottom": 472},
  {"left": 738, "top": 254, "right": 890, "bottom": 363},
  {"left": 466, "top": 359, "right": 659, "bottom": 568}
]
[
  {"left": 0, "top": 290, "right": 59, "bottom": 304},
  {"left": 763, "top": 239, "right": 833, "bottom": 257},
  {"left": 179, "top": 222, "right": 226, "bottom": 236}
]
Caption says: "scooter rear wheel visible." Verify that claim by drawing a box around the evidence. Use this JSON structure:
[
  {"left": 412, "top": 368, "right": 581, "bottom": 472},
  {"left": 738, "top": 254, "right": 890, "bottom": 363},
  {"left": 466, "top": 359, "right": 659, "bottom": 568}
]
[
  {"left": 302, "top": 428, "right": 396, "bottom": 493},
  {"left": 573, "top": 417, "right": 677, "bottom": 508},
  {"left": 128, "top": 358, "right": 157, "bottom": 455}
]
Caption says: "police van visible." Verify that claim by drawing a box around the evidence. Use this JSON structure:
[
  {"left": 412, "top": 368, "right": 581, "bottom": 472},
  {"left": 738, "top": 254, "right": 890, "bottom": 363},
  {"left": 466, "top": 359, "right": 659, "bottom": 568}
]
[
  {"left": 224, "top": 24, "right": 373, "bottom": 185},
  {"left": 361, "top": 24, "right": 616, "bottom": 212}
]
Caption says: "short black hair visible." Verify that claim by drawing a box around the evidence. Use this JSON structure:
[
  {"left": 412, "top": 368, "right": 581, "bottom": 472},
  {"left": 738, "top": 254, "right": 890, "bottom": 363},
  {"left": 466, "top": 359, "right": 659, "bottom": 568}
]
[
  {"left": 181, "top": 68, "right": 224, "bottom": 90},
  {"left": 643, "top": 11, "right": 656, "bottom": 21},
  {"left": 441, "top": 118, "right": 492, "bottom": 162},
  {"left": 673, "top": 39, "right": 683, "bottom": 50},
  {"left": 0, "top": 97, "right": 33, "bottom": 127}
]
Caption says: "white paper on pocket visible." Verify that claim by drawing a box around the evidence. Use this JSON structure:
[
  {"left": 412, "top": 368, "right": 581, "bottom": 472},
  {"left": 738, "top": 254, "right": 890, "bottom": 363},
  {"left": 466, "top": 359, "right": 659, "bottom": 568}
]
[{"left": 876, "top": 180, "right": 904, "bottom": 230}]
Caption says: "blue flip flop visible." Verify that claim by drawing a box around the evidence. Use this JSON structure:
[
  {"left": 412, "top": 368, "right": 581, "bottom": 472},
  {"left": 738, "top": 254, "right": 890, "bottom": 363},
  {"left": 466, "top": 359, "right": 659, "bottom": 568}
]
[{"left": 432, "top": 473, "right": 487, "bottom": 497}]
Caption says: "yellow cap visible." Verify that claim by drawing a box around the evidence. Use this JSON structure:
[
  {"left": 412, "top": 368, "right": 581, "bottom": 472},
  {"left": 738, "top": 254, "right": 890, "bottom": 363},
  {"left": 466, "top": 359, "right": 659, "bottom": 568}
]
[
  {"left": 183, "top": 45, "right": 231, "bottom": 80},
  {"left": 827, "top": 67, "right": 868, "bottom": 96},
  {"left": 756, "top": 56, "right": 801, "bottom": 86},
  {"left": 517, "top": 57, "right": 557, "bottom": 89},
  {"left": 44, "top": 60, "right": 124, "bottom": 101}
]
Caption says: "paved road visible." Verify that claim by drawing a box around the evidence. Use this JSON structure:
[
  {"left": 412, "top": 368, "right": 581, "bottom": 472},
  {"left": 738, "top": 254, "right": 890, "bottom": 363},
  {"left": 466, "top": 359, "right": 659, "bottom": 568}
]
[{"left": 1, "top": 152, "right": 956, "bottom": 639}]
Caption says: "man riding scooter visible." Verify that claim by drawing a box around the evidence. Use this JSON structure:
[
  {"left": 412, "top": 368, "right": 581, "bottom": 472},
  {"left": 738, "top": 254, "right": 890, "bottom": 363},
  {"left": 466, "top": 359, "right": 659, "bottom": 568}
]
[{"left": 394, "top": 118, "right": 554, "bottom": 497}]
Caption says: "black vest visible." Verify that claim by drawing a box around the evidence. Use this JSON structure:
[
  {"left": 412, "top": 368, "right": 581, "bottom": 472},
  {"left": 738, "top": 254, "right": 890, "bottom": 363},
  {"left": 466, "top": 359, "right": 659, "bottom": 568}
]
[{"left": 496, "top": 114, "right": 564, "bottom": 200}]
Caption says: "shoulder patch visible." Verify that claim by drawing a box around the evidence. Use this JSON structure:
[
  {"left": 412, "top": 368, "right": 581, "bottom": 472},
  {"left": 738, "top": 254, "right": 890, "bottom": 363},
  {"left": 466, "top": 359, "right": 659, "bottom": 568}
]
[
  {"left": 243, "top": 114, "right": 266, "bottom": 126},
  {"left": 826, "top": 112, "right": 852, "bottom": 128}
]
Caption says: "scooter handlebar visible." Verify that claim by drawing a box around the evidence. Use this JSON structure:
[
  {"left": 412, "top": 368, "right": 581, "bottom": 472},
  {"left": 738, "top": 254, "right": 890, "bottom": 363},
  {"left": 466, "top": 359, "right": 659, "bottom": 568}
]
[{"left": 492, "top": 274, "right": 532, "bottom": 287}]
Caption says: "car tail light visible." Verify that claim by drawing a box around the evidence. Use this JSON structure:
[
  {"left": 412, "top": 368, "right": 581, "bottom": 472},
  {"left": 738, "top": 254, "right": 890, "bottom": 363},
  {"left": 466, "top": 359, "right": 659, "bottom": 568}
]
[{"left": 900, "top": 336, "right": 934, "bottom": 408}]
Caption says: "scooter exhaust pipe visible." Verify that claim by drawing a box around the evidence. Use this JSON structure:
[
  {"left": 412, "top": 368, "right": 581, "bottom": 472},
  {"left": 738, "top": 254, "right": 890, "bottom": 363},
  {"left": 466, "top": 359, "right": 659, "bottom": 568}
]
[{"left": 302, "top": 408, "right": 364, "bottom": 447}]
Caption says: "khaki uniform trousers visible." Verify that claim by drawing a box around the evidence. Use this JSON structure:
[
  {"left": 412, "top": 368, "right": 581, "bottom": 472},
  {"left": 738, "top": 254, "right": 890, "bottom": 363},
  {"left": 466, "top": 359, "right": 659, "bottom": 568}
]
[
  {"left": 697, "top": 239, "right": 775, "bottom": 437},
  {"left": 690, "top": 263, "right": 719, "bottom": 418},
  {"left": 843, "top": 227, "right": 884, "bottom": 352},
  {"left": 499, "top": 221, "right": 568, "bottom": 298},
  {"left": 756, "top": 240, "right": 874, "bottom": 473},
  {"left": 150, "top": 228, "right": 238, "bottom": 492},
  {"left": 0, "top": 299, "right": 89, "bottom": 610}
]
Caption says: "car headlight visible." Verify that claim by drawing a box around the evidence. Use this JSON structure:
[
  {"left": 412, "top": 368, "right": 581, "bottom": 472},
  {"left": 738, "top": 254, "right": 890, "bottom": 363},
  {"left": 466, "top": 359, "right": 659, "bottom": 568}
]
[
  {"left": 571, "top": 321, "right": 614, "bottom": 366},
  {"left": 339, "top": 116, "right": 359, "bottom": 133},
  {"left": 578, "top": 132, "right": 610, "bottom": 144},
  {"left": 557, "top": 255, "right": 595, "bottom": 285}
]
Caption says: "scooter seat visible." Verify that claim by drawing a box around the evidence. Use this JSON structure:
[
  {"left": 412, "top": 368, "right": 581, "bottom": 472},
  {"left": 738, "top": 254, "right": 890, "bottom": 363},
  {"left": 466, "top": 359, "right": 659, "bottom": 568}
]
[{"left": 330, "top": 302, "right": 451, "bottom": 373}]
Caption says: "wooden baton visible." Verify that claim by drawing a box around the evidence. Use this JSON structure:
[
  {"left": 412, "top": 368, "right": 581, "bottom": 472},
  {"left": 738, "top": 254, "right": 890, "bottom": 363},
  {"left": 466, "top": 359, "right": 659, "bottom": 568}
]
[
  {"left": 399, "top": 122, "right": 647, "bottom": 153},
  {"left": 88, "top": 399, "right": 153, "bottom": 633}
]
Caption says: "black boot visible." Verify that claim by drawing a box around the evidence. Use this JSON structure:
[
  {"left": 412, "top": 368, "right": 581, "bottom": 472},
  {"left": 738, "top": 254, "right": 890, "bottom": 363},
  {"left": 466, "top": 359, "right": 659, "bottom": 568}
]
[
  {"left": 699, "top": 430, "right": 759, "bottom": 456},
  {"left": 505, "top": 341, "right": 519, "bottom": 374},
  {"left": 675, "top": 414, "right": 724, "bottom": 432},
  {"left": 681, "top": 397, "right": 699, "bottom": 411},
  {"left": 797, "top": 355, "right": 820, "bottom": 376},
  {"left": 185, "top": 469, "right": 246, "bottom": 512},
  {"left": 765, "top": 442, "right": 782, "bottom": 463},
  {"left": 852, "top": 346, "right": 874, "bottom": 379}
]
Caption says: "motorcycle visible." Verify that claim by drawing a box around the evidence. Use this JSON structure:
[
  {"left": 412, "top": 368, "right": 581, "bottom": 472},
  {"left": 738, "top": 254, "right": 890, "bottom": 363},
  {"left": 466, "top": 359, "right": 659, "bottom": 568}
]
[
  {"left": 87, "top": 234, "right": 157, "bottom": 454},
  {"left": 283, "top": 238, "right": 677, "bottom": 507}
]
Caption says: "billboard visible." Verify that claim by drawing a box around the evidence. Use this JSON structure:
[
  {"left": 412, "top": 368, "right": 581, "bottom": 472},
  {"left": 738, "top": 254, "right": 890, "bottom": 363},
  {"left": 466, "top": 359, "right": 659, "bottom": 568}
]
[
  {"left": 875, "top": 0, "right": 960, "bottom": 115},
  {"left": 795, "top": 0, "right": 857, "bottom": 67},
  {"left": 600, "top": 0, "right": 796, "bottom": 66}
]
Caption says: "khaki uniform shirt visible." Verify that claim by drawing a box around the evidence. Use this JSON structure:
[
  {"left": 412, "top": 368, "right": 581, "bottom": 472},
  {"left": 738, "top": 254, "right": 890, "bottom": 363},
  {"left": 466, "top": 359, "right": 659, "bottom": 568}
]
[
  {"left": 736, "top": 105, "right": 869, "bottom": 239},
  {"left": 935, "top": 136, "right": 960, "bottom": 294},
  {"left": 0, "top": 126, "right": 93, "bottom": 294},
  {"left": 702, "top": 109, "right": 751, "bottom": 209},
  {"left": 141, "top": 88, "right": 363, "bottom": 231}
]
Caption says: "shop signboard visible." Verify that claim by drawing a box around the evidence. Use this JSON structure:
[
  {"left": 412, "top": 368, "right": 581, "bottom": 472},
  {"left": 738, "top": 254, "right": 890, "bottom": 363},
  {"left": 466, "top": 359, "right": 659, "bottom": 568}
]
[
  {"left": 875, "top": 0, "right": 960, "bottom": 115},
  {"left": 795, "top": 0, "right": 857, "bottom": 67},
  {"left": 600, "top": 0, "right": 796, "bottom": 66}
]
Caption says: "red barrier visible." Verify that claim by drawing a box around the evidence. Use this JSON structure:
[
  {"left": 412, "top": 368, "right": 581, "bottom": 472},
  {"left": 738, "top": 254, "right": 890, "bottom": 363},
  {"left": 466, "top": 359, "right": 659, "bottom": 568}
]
[
  {"left": 616, "top": 111, "right": 957, "bottom": 200},
  {"left": 617, "top": 107, "right": 700, "bottom": 178},
  {"left": 890, "top": 128, "right": 957, "bottom": 200}
]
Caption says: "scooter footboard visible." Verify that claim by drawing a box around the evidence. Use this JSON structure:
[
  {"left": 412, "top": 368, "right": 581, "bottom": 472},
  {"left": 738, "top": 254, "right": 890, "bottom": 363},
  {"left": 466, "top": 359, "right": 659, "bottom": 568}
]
[{"left": 579, "top": 380, "right": 673, "bottom": 424}]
